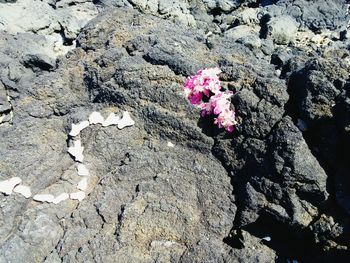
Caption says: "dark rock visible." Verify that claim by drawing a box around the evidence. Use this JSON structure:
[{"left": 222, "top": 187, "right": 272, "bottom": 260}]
[
  {"left": 22, "top": 54, "right": 56, "bottom": 72},
  {"left": 0, "top": 82, "right": 11, "bottom": 113},
  {"left": 0, "top": 7, "right": 236, "bottom": 262},
  {"left": 288, "top": 58, "right": 348, "bottom": 126},
  {"left": 0, "top": 0, "right": 349, "bottom": 262},
  {"left": 216, "top": 117, "right": 329, "bottom": 228},
  {"left": 263, "top": 0, "right": 349, "bottom": 32},
  {"left": 266, "top": 15, "right": 299, "bottom": 44}
]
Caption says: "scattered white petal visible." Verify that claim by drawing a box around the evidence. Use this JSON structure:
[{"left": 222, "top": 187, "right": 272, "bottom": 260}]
[
  {"left": 102, "top": 112, "right": 121, "bottom": 127},
  {"left": 167, "top": 141, "right": 175, "bottom": 147},
  {"left": 69, "top": 121, "right": 89, "bottom": 137},
  {"left": 68, "top": 140, "right": 84, "bottom": 162},
  {"left": 77, "top": 164, "right": 89, "bottom": 176},
  {"left": 0, "top": 177, "right": 22, "bottom": 195},
  {"left": 118, "top": 111, "right": 135, "bottom": 129},
  {"left": 70, "top": 191, "right": 85, "bottom": 202},
  {"left": 33, "top": 194, "right": 54, "bottom": 203},
  {"left": 77, "top": 178, "right": 88, "bottom": 191},
  {"left": 151, "top": 240, "right": 178, "bottom": 248},
  {"left": 89, "top": 111, "right": 104, "bottom": 125},
  {"left": 262, "top": 236, "right": 271, "bottom": 242},
  {"left": 13, "top": 185, "right": 32, "bottom": 198},
  {"left": 205, "top": 31, "right": 213, "bottom": 37},
  {"left": 53, "top": 193, "right": 69, "bottom": 204}
]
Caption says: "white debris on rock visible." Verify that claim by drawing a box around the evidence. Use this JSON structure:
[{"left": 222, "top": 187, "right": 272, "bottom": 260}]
[
  {"left": 262, "top": 236, "right": 271, "bottom": 242},
  {"left": 102, "top": 112, "right": 121, "bottom": 127},
  {"left": 70, "top": 191, "right": 85, "bottom": 202},
  {"left": 68, "top": 140, "right": 84, "bottom": 162},
  {"left": 1, "top": 110, "right": 135, "bottom": 204},
  {"left": 0, "top": 177, "right": 22, "bottom": 195},
  {"left": 89, "top": 111, "right": 104, "bottom": 125},
  {"left": 69, "top": 121, "right": 90, "bottom": 137},
  {"left": 53, "top": 193, "right": 69, "bottom": 204},
  {"left": 167, "top": 141, "right": 175, "bottom": 147},
  {"left": 151, "top": 240, "right": 178, "bottom": 248},
  {"left": 77, "top": 163, "right": 89, "bottom": 176},
  {"left": 77, "top": 177, "right": 88, "bottom": 191},
  {"left": 118, "top": 111, "right": 135, "bottom": 129},
  {"left": 33, "top": 194, "right": 55, "bottom": 203},
  {"left": 13, "top": 185, "right": 32, "bottom": 198}
]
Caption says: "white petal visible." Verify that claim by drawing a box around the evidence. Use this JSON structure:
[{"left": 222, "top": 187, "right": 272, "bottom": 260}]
[
  {"left": 167, "top": 141, "right": 175, "bottom": 147},
  {"left": 9, "top": 177, "right": 22, "bottom": 185},
  {"left": 53, "top": 193, "right": 69, "bottom": 204},
  {"left": 262, "top": 236, "right": 271, "bottom": 242},
  {"left": 69, "top": 121, "right": 89, "bottom": 137},
  {"left": 117, "top": 111, "right": 135, "bottom": 129},
  {"left": 102, "top": 112, "right": 120, "bottom": 127},
  {"left": 68, "top": 140, "right": 84, "bottom": 162},
  {"left": 33, "top": 194, "right": 54, "bottom": 203},
  {"left": 70, "top": 191, "right": 85, "bottom": 202},
  {"left": 13, "top": 185, "right": 32, "bottom": 198},
  {"left": 77, "top": 178, "right": 88, "bottom": 191},
  {"left": 77, "top": 164, "right": 89, "bottom": 176},
  {"left": 89, "top": 112, "right": 104, "bottom": 125},
  {"left": 0, "top": 177, "right": 22, "bottom": 195}
]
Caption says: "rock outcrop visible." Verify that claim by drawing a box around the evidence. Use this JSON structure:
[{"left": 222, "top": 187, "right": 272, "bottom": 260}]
[{"left": 0, "top": 0, "right": 349, "bottom": 262}]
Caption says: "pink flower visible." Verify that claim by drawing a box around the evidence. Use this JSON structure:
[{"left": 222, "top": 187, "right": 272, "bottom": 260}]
[
  {"left": 183, "top": 67, "right": 222, "bottom": 99},
  {"left": 183, "top": 67, "right": 237, "bottom": 133},
  {"left": 199, "top": 102, "right": 213, "bottom": 117},
  {"left": 188, "top": 92, "right": 203, "bottom": 105},
  {"left": 209, "top": 91, "right": 233, "bottom": 115},
  {"left": 214, "top": 109, "right": 237, "bottom": 133}
]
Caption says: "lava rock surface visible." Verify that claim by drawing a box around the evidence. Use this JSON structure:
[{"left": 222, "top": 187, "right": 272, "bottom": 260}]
[{"left": 0, "top": 0, "right": 349, "bottom": 262}]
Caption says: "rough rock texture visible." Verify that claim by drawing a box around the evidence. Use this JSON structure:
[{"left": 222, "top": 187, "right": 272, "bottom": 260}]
[
  {"left": 0, "top": 0, "right": 98, "bottom": 58},
  {"left": 0, "top": 0, "right": 350, "bottom": 262}
]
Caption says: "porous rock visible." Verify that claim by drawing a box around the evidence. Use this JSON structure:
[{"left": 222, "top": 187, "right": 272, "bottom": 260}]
[{"left": 0, "top": 0, "right": 349, "bottom": 262}]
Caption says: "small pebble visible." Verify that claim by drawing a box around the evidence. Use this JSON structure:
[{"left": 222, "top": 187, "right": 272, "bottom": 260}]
[{"left": 167, "top": 141, "right": 175, "bottom": 147}]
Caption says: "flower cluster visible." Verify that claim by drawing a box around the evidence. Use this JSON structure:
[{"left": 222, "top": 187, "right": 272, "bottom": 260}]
[{"left": 183, "top": 68, "right": 237, "bottom": 132}]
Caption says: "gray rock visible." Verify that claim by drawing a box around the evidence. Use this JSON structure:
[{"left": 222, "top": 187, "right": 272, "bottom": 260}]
[
  {"left": 215, "top": 117, "right": 328, "bottom": 228},
  {"left": 180, "top": 231, "right": 276, "bottom": 262},
  {"left": 95, "top": 0, "right": 132, "bottom": 8},
  {"left": 288, "top": 58, "right": 347, "bottom": 126},
  {"left": 263, "top": 0, "right": 349, "bottom": 32},
  {"left": 0, "top": 1, "right": 349, "bottom": 262},
  {"left": 0, "top": 82, "right": 11, "bottom": 113},
  {"left": 203, "top": 0, "right": 240, "bottom": 12},
  {"left": 267, "top": 15, "right": 299, "bottom": 44},
  {"left": 0, "top": 8, "right": 236, "bottom": 262},
  {"left": 225, "top": 25, "right": 261, "bottom": 49},
  {"left": 0, "top": 0, "right": 98, "bottom": 60}
]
